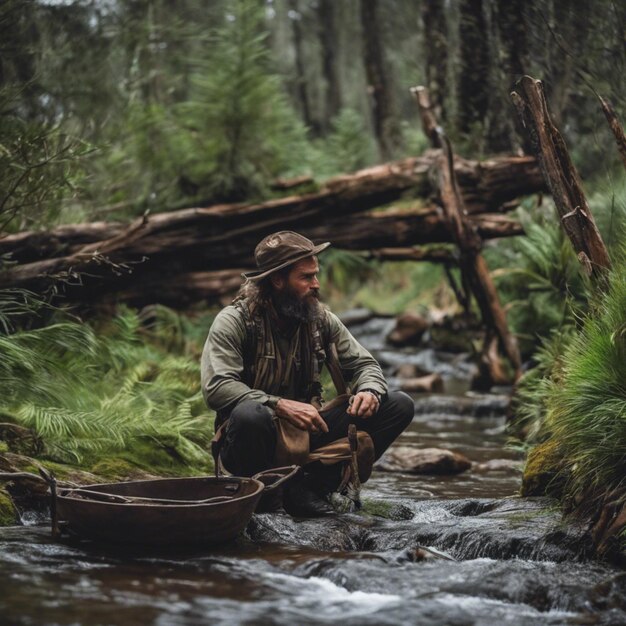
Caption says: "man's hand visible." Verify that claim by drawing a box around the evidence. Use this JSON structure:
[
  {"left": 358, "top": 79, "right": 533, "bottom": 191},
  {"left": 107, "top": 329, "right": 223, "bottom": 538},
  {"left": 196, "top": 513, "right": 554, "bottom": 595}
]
[
  {"left": 275, "top": 399, "right": 329, "bottom": 433},
  {"left": 347, "top": 391, "right": 380, "bottom": 419}
]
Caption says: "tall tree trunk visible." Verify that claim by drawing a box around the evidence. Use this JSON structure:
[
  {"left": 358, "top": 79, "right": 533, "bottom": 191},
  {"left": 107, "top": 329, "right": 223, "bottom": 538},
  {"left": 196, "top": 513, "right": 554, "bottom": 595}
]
[
  {"left": 421, "top": 0, "right": 448, "bottom": 122},
  {"left": 457, "top": 0, "right": 490, "bottom": 137},
  {"left": 359, "top": 0, "right": 398, "bottom": 160},
  {"left": 288, "top": 0, "right": 315, "bottom": 133},
  {"left": 495, "top": 0, "right": 528, "bottom": 77},
  {"left": 493, "top": 0, "right": 532, "bottom": 153},
  {"left": 318, "top": 0, "right": 341, "bottom": 130},
  {"left": 544, "top": 0, "right": 593, "bottom": 129}
]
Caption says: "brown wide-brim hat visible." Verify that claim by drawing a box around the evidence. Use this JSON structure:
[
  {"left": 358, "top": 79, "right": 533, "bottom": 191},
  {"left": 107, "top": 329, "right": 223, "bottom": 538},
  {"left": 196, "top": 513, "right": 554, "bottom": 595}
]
[{"left": 242, "top": 231, "right": 331, "bottom": 282}]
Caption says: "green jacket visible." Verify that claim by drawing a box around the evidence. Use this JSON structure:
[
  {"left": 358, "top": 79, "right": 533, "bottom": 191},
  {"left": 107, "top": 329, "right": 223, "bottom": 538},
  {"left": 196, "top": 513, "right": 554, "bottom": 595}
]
[{"left": 201, "top": 304, "right": 387, "bottom": 425}]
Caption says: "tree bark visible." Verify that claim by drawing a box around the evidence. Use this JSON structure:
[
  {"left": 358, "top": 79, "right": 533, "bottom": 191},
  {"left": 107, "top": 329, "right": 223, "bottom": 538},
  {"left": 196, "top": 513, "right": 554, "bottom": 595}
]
[
  {"left": 1, "top": 153, "right": 544, "bottom": 264},
  {"left": 457, "top": 0, "right": 490, "bottom": 136},
  {"left": 436, "top": 134, "right": 522, "bottom": 382},
  {"left": 495, "top": 0, "right": 528, "bottom": 78},
  {"left": 411, "top": 86, "right": 441, "bottom": 148},
  {"left": 318, "top": 0, "right": 342, "bottom": 129},
  {"left": 415, "top": 85, "right": 522, "bottom": 383},
  {"left": 288, "top": 0, "right": 315, "bottom": 133},
  {"left": 597, "top": 94, "right": 626, "bottom": 172},
  {"left": 0, "top": 149, "right": 543, "bottom": 307},
  {"left": 359, "top": 0, "right": 398, "bottom": 160},
  {"left": 421, "top": 0, "right": 448, "bottom": 121},
  {"left": 511, "top": 76, "right": 612, "bottom": 278},
  {"left": 0, "top": 204, "right": 523, "bottom": 300}
]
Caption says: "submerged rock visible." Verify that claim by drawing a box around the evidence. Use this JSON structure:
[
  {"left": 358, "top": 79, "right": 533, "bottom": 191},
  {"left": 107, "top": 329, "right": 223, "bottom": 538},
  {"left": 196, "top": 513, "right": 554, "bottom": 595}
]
[
  {"left": 399, "top": 373, "right": 444, "bottom": 393},
  {"left": 359, "top": 498, "right": 414, "bottom": 520},
  {"left": 393, "top": 363, "right": 431, "bottom": 379},
  {"left": 473, "top": 459, "right": 523, "bottom": 474},
  {"left": 339, "top": 308, "right": 377, "bottom": 326},
  {"left": 413, "top": 392, "right": 510, "bottom": 418},
  {"left": 375, "top": 446, "right": 472, "bottom": 475}
]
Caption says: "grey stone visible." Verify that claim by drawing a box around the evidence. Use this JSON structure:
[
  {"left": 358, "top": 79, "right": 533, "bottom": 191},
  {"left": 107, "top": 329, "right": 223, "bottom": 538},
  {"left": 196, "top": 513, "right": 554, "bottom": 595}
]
[{"left": 376, "top": 446, "right": 472, "bottom": 475}]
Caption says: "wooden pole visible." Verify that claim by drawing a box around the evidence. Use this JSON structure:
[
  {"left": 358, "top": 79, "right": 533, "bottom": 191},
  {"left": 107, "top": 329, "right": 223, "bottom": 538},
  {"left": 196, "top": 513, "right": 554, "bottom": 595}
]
[
  {"left": 412, "top": 85, "right": 523, "bottom": 383},
  {"left": 437, "top": 133, "right": 522, "bottom": 380}
]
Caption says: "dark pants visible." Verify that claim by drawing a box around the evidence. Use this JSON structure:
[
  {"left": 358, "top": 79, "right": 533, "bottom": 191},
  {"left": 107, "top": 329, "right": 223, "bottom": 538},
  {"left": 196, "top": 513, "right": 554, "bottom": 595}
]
[{"left": 220, "top": 392, "right": 414, "bottom": 489}]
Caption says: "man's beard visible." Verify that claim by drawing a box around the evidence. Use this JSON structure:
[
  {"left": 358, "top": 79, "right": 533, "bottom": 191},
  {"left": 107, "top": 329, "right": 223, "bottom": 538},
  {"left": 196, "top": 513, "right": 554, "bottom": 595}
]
[{"left": 273, "top": 287, "right": 321, "bottom": 323}]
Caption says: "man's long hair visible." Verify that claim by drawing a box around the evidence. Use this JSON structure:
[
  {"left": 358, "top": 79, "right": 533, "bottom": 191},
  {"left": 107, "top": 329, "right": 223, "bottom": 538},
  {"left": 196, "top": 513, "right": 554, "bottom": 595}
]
[
  {"left": 232, "top": 273, "right": 282, "bottom": 309},
  {"left": 233, "top": 268, "right": 324, "bottom": 323}
]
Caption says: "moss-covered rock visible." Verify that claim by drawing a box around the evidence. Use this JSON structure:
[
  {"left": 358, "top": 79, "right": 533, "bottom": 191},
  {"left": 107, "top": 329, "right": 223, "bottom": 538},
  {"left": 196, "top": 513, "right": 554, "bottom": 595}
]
[
  {"left": 0, "top": 488, "right": 18, "bottom": 526},
  {"left": 429, "top": 325, "right": 477, "bottom": 353},
  {"left": 521, "top": 440, "right": 566, "bottom": 497},
  {"left": 360, "top": 498, "right": 414, "bottom": 520},
  {"left": 89, "top": 458, "right": 155, "bottom": 481},
  {"left": 0, "top": 423, "right": 43, "bottom": 456}
]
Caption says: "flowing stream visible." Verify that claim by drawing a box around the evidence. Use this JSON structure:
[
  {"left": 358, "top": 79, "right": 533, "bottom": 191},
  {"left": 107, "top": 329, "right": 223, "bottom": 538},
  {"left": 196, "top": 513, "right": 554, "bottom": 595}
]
[{"left": 1, "top": 314, "right": 625, "bottom": 625}]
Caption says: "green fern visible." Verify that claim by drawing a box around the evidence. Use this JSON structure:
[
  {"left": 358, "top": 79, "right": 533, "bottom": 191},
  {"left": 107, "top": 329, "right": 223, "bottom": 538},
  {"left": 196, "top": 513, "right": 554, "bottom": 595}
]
[{"left": 0, "top": 304, "right": 215, "bottom": 473}]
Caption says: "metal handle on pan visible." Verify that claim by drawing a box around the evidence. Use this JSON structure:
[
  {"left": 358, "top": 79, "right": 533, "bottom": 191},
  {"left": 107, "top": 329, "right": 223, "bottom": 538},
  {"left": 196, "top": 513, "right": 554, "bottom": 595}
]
[{"left": 252, "top": 465, "right": 300, "bottom": 493}]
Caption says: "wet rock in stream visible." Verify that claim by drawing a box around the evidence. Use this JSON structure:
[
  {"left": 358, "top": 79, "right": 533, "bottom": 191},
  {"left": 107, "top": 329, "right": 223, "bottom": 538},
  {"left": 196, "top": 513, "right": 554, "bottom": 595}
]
[
  {"left": 247, "top": 496, "right": 594, "bottom": 563},
  {"left": 386, "top": 312, "right": 429, "bottom": 347},
  {"left": 413, "top": 392, "right": 511, "bottom": 418},
  {"left": 375, "top": 446, "right": 472, "bottom": 475},
  {"left": 290, "top": 555, "right": 617, "bottom": 621}
]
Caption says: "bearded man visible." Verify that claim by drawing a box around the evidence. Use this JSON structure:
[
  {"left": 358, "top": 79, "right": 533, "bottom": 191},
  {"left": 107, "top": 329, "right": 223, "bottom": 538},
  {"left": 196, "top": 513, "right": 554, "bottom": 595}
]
[{"left": 201, "top": 231, "right": 413, "bottom": 516}]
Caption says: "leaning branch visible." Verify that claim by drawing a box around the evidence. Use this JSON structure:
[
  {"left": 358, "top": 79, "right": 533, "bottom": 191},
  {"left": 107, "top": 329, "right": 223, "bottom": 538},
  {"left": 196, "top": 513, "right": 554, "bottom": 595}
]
[{"left": 511, "top": 76, "right": 611, "bottom": 279}]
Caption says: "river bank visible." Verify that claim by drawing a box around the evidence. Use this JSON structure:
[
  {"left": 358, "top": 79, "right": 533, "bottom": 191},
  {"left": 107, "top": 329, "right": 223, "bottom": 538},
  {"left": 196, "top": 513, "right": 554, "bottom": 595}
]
[
  {"left": 1, "top": 312, "right": 625, "bottom": 624},
  {"left": 0, "top": 396, "right": 623, "bottom": 625}
]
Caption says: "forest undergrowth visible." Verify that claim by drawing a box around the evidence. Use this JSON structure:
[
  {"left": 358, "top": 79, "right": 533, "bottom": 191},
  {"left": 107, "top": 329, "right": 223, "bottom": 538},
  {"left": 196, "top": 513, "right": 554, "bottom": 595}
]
[{"left": 0, "top": 303, "right": 216, "bottom": 479}]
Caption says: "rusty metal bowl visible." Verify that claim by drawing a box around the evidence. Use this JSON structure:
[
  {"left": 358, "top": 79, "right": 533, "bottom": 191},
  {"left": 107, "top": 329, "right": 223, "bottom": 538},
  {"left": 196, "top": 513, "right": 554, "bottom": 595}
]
[{"left": 51, "top": 466, "right": 298, "bottom": 547}]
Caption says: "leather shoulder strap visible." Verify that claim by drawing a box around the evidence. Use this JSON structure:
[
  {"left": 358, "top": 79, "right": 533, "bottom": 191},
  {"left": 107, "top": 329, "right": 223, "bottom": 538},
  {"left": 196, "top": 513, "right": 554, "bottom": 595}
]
[{"left": 326, "top": 341, "right": 349, "bottom": 396}]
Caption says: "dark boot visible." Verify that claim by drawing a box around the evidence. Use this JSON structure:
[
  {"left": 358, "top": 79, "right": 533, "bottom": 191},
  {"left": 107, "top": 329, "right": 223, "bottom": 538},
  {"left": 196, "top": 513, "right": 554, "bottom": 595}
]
[
  {"left": 284, "top": 481, "right": 334, "bottom": 517},
  {"left": 256, "top": 486, "right": 286, "bottom": 514}
]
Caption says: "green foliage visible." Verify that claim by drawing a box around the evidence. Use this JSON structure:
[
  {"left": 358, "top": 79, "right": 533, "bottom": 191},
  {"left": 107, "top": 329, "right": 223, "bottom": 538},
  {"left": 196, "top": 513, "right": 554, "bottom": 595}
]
[
  {"left": 515, "top": 250, "right": 626, "bottom": 525},
  {"left": 587, "top": 171, "right": 626, "bottom": 254},
  {"left": 176, "top": 0, "right": 311, "bottom": 202},
  {"left": 400, "top": 122, "right": 429, "bottom": 158},
  {"left": 509, "top": 325, "right": 576, "bottom": 445},
  {"left": 309, "top": 109, "right": 378, "bottom": 178},
  {"left": 335, "top": 260, "right": 451, "bottom": 315},
  {"left": 540, "top": 258, "right": 626, "bottom": 508},
  {"left": 319, "top": 248, "right": 376, "bottom": 299},
  {"left": 487, "top": 206, "right": 590, "bottom": 357},
  {"left": 0, "top": 305, "right": 214, "bottom": 473},
  {"left": 0, "top": 86, "right": 90, "bottom": 232}
]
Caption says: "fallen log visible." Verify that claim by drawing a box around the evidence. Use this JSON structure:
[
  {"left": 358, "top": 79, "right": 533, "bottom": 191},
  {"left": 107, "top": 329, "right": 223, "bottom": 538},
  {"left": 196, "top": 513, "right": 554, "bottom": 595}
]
[
  {"left": 0, "top": 152, "right": 543, "bottom": 266},
  {"left": 0, "top": 205, "right": 523, "bottom": 305},
  {"left": 0, "top": 149, "right": 540, "bottom": 307}
]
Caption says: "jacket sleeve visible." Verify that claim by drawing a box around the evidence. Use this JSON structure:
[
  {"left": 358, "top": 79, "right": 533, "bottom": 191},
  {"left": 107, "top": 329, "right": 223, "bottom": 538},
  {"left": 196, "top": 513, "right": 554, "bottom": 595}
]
[
  {"left": 326, "top": 311, "right": 388, "bottom": 397},
  {"left": 201, "top": 306, "right": 280, "bottom": 412}
]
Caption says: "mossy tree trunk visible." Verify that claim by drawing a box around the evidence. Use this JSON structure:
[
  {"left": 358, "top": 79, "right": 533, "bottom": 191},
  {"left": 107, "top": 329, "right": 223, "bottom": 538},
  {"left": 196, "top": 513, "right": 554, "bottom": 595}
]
[
  {"left": 318, "top": 0, "right": 342, "bottom": 130},
  {"left": 457, "top": 0, "right": 490, "bottom": 139},
  {"left": 288, "top": 0, "right": 317, "bottom": 135},
  {"left": 421, "top": 0, "right": 448, "bottom": 122},
  {"left": 359, "top": 0, "right": 399, "bottom": 160}
]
